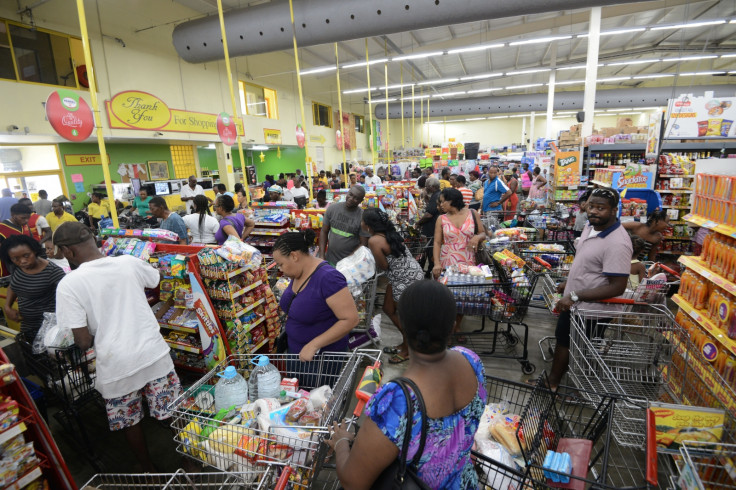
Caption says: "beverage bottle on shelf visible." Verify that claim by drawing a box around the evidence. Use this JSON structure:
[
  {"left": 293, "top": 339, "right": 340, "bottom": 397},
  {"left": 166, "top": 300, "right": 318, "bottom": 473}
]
[
  {"left": 723, "top": 355, "right": 736, "bottom": 383},
  {"left": 215, "top": 365, "right": 249, "bottom": 412},
  {"left": 679, "top": 270, "right": 692, "bottom": 303},
  {"left": 701, "top": 233, "right": 712, "bottom": 263},
  {"left": 248, "top": 355, "right": 281, "bottom": 401},
  {"left": 694, "top": 279, "right": 707, "bottom": 310},
  {"left": 726, "top": 239, "right": 736, "bottom": 282}
]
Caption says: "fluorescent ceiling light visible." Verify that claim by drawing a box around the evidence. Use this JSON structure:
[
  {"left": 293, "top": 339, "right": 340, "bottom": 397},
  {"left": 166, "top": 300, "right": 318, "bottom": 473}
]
[
  {"left": 393, "top": 51, "right": 444, "bottom": 61},
  {"left": 557, "top": 65, "right": 586, "bottom": 71},
  {"left": 432, "top": 91, "right": 466, "bottom": 98},
  {"left": 342, "top": 58, "right": 388, "bottom": 69},
  {"left": 602, "top": 27, "right": 646, "bottom": 36},
  {"left": 678, "top": 71, "right": 726, "bottom": 76},
  {"left": 380, "top": 83, "right": 415, "bottom": 90},
  {"left": 669, "top": 55, "right": 718, "bottom": 61},
  {"left": 460, "top": 73, "right": 502, "bottom": 81},
  {"left": 604, "top": 58, "right": 660, "bottom": 67},
  {"left": 487, "top": 115, "right": 509, "bottom": 119},
  {"left": 464, "top": 117, "right": 487, "bottom": 121},
  {"left": 632, "top": 74, "right": 674, "bottom": 79},
  {"left": 424, "top": 120, "right": 443, "bottom": 124},
  {"left": 722, "top": 54, "right": 736, "bottom": 58},
  {"left": 614, "top": 112, "right": 644, "bottom": 115},
  {"left": 448, "top": 43, "right": 504, "bottom": 55},
  {"left": 417, "top": 77, "right": 459, "bottom": 86},
  {"left": 505, "top": 83, "right": 544, "bottom": 89},
  {"left": 300, "top": 66, "right": 335, "bottom": 75},
  {"left": 506, "top": 68, "right": 551, "bottom": 76},
  {"left": 251, "top": 145, "right": 269, "bottom": 150},
  {"left": 510, "top": 35, "right": 572, "bottom": 46},
  {"left": 342, "top": 87, "right": 376, "bottom": 94},
  {"left": 651, "top": 20, "right": 726, "bottom": 30},
  {"left": 405, "top": 95, "right": 431, "bottom": 100},
  {"left": 467, "top": 88, "right": 502, "bottom": 94},
  {"left": 597, "top": 76, "right": 632, "bottom": 82},
  {"left": 508, "top": 114, "right": 528, "bottom": 118},
  {"left": 556, "top": 80, "right": 585, "bottom": 85},
  {"left": 370, "top": 98, "right": 396, "bottom": 103}
]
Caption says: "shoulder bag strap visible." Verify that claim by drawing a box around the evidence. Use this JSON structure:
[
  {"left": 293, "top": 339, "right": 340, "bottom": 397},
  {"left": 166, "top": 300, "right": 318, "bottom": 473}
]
[
  {"left": 399, "top": 377, "right": 428, "bottom": 468},
  {"left": 471, "top": 209, "right": 480, "bottom": 235},
  {"left": 391, "top": 378, "right": 415, "bottom": 480}
]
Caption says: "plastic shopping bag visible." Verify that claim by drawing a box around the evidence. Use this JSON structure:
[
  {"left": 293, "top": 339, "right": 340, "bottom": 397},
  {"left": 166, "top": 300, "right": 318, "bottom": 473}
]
[{"left": 33, "top": 312, "right": 74, "bottom": 355}]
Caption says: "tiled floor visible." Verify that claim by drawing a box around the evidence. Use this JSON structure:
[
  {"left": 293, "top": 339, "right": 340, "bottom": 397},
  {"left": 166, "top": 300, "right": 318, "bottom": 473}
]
[{"left": 18, "top": 279, "right": 559, "bottom": 488}]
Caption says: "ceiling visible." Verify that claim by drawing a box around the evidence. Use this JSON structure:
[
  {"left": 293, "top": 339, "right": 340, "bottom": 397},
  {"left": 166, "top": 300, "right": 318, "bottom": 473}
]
[{"left": 171, "top": 0, "right": 736, "bottom": 107}]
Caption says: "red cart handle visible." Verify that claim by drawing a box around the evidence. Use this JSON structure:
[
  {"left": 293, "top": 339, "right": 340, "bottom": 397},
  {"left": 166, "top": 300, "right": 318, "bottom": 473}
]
[{"left": 275, "top": 466, "right": 293, "bottom": 490}]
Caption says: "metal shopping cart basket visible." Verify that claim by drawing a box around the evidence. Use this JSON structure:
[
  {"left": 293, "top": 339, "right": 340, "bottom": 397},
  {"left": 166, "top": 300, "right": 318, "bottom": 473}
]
[
  {"left": 15, "top": 332, "right": 105, "bottom": 469},
  {"left": 474, "top": 373, "right": 676, "bottom": 489},
  {"left": 169, "top": 350, "right": 379, "bottom": 489},
  {"left": 81, "top": 468, "right": 281, "bottom": 489},
  {"left": 348, "top": 273, "right": 380, "bottom": 349},
  {"left": 403, "top": 234, "right": 430, "bottom": 263},
  {"left": 568, "top": 298, "right": 736, "bottom": 449},
  {"left": 445, "top": 260, "right": 537, "bottom": 374},
  {"left": 675, "top": 441, "right": 736, "bottom": 489}
]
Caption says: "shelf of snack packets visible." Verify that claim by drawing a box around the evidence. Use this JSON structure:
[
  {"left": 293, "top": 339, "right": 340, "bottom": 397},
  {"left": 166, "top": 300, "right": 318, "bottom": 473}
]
[
  {"left": 0, "top": 355, "right": 75, "bottom": 490},
  {"left": 670, "top": 173, "right": 736, "bottom": 416},
  {"left": 247, "top": 202, "right": 293, "bottom": 261}
]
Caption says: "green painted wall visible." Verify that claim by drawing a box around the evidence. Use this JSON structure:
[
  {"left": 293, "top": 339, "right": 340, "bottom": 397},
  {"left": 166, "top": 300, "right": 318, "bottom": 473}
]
[
  {"left": 57, "top": 143, "right": 174, "bottom": 211},
  {"left": 200, "top": 147, "right": 307, "bottom": 182},
  {"left": 197, "top": 148, "right": 219, "bottom": 172}
]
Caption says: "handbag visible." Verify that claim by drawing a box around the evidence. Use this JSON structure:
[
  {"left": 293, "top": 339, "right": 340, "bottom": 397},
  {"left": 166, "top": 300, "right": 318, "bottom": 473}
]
[
  {"left": 373, "top": 377, "right": 431, "bottom": 490},
  {"left": 471, "top": 211, "right": 493, "bottom": 266},
  {"left": 276, "top": 261, "right": 328, "bottom": 353}
]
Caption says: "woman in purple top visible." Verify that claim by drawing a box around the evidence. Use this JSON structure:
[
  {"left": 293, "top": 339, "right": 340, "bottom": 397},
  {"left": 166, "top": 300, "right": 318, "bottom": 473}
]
[
  {"left": 273, "top": 229, "right": 359, "bottom": 361},
  {"left": 213, "top": 195, "right": 254, "bottom": 245}
]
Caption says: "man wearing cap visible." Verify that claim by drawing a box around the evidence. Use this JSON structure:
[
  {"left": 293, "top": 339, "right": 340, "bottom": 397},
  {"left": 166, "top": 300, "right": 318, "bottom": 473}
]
[
  {"left": 319, "top": 185, "right": 368, "bottom": 266},
  {"left": 54, "top": 221, "right": 181, "bottom": 472},
  {"left": 261, "top": 184, "right": 283, "bottom": 203}
]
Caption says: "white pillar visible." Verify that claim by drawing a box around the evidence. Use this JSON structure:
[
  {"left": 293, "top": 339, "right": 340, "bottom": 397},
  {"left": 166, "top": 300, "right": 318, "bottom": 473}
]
[
  {"left": 545, "top": 43, "right": 557, "bottom": 140},
  {"left": 521, "top": 117, "right": 527, "bottom": 147},
  {"left": 582, "top": 7, "right": 602, "bottom": 139},
  {"left": 529, "top": 112, "right": 536, "bottom": 150},
  {"left": 215, "top": 142, "right": 235, "bottom": 190}
]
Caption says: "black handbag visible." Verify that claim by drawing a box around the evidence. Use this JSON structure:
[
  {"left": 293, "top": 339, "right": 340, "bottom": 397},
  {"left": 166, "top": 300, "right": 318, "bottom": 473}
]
[
  {"left": 276, "top": 262, "right": 328, "bottom": 354},
  {"left": 471, "top": 210, "right": 493, "bottom": 266},
  {"left": 372, "top": 377, "right": 431, "bottom": 490}
]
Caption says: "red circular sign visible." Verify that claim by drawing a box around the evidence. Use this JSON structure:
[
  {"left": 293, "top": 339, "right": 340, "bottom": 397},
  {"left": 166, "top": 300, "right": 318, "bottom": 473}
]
[
  {"left": 217, "top": 112, "right": 237, "bottom": 146},
  {"left": 46, "top": 90, "right": 94, "bottom": 141},
  {"left": 296, "top": 124, "right": 305, "bottom": 148}
]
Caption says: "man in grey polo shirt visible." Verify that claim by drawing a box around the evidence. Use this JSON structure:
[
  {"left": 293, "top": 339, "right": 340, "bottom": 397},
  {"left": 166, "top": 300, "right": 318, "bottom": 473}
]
[
  {"left": 318, "top": 186, "right": 369, "bottom": 265},
  {"left": 547, "top": 188, "right": 632, "bottom": 390}
]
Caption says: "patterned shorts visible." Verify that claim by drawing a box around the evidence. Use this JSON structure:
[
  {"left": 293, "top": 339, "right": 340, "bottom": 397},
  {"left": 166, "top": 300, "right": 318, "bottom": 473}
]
[{"left": 105, "top": 371, "right": 182, "bottom": 431}]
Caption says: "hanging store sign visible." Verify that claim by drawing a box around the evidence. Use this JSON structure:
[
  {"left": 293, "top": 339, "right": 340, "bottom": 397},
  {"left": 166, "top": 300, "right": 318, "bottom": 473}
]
[
  {"left": 664, "top": 95, "right": 736, "bottom": 138},
  {"left": 264, "top": 128, "right": 282, "bottom": 145},
  {"left": 216, "top": 112, "right": 237, "bottom": 146},
  {"left": 553, "top": 149, "right": 581, "bottom": 187},
  {"left": 46, "top": 89, "right": 95, "bottom": 141},
  {"left": 105, "top": 90, "right": 244, "bottom": 136},
  {"left": 64, "top": 154, "right": 110, "bottom": 166}
]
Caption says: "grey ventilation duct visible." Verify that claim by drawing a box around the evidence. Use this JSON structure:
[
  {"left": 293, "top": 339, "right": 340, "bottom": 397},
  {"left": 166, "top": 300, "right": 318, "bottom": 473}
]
[
  {"left": 374, "top": 85, "right": 736, "bottom": 118},
  {"left": 173, "top": 0, "right": 652, "bottom": 63}
]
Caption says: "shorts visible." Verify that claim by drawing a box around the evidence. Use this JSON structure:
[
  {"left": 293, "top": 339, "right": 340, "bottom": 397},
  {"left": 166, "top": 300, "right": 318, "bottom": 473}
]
[
  {"left": 105, "top": 370, "right": 182, "bottom": 431},
  {"left": 554, "top": 311, "right": 610, "bottom": 349}
]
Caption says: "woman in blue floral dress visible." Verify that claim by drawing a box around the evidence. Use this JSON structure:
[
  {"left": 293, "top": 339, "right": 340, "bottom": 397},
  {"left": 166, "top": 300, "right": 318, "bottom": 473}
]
[{"left": 326, "top": 280, "right": 486, "bottom": 489}]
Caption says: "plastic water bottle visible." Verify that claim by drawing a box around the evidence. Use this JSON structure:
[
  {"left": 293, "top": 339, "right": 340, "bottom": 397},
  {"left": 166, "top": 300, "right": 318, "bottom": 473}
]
[
  {"left": 248, "top": 355, "right": 282, "bottom": 401},
  {"left": 214, "top": 366, "right": 249, "bottom": 412}
]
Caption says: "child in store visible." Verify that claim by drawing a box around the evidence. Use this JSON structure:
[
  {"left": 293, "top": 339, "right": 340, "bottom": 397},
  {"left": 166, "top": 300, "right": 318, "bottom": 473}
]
[
  {"left": 573, "top": 190, "right": 590, "bottom": 238},
  {"left": 629, "top": 235, "right": 648, "bottom": 289}
]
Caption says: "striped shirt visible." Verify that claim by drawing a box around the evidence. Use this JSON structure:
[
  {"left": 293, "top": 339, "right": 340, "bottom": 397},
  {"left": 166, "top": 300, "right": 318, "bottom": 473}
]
[
  {"left": 10, "top": 261, "right": 66, "bottom": 338},
  {"left": 458, "top": 186, "right": 473, "bottom": 207}
]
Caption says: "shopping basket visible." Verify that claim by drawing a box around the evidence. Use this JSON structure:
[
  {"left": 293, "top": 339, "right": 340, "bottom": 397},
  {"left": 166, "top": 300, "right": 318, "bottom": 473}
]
[
  {"left": 403, "top": 234, "right": 430, "bottom": 263},
  {"left": 475, "top": 374, "right": 673, "bottom": 489},
  {"left": 81, "top": 468, "right": 281, "bottom": 489},
  {"left": 513, "top": 240, "right": 575, "bottom": 279},
  {"left": 568, "top": 300, "right": 735, "bottom": 449},
  {"left": 676, "top": 440, "right": 736, "bottom": 489},
  {"left": 445, "top": 260, "right": 537, "bottom": 374},
  {"left": 169, "top": 350, "right": 378, "bottom": 489}
]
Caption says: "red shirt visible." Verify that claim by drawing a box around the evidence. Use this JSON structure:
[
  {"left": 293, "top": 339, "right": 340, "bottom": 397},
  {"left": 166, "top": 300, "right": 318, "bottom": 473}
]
[
  {"left": 458, "top": 187, "right": 473, "bottom": 207},
  {"left": 0, "top": 220, "right": 33, "bottom": 276}
]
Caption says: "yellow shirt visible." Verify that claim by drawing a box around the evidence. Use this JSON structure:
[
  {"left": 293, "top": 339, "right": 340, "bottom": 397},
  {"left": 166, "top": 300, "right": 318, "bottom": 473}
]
[
  {"left": 88, "top": 200, "right": 112, "bottom": 219},
  {"left": 440, "top": 179, "right": 452, "bottom": 190},
  {"left": 46, "top": 212, "right": 77, "bottom": 232}
]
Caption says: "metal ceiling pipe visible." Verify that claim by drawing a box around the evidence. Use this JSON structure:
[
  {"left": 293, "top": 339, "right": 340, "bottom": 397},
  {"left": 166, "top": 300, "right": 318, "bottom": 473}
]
[
  {"left": 173, "top": 0, "right": 652, "bottom": 63},
  {"left": 374, "top": 85, "right": 736, "bottom": 118}
]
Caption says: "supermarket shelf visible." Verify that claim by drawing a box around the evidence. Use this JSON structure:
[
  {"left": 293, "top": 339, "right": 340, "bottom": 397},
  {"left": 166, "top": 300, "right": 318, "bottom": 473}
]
[
  {"left": 590, "top": 180, "right": 613, "bottom": 188},
  {"left": 661, "top": 205, "right": 691, "bottom": 209},
  {"left": 232, "top": 279, "right": 263, "bottom": 299},
  {"left": 253, "top": 219, "right": 289, "bottom": 228},
  {"left": 662, "top": 236, "right": 692, "bottom": 241},
  {"left": 670, "top": 221, "right": 691, "bottom": 225},
  {"left": 250, "top": 229, "right": 287, "bottom": 237},
  {"left": 684, "top": 214, "right": 736, "bottom": 239},
  {"left": 678, "top": 255, "right": 736, "bottom": 297},
  {"left": 657, "top": 189, "right": 692, "bottom": 194},
  {"left": 249, "top": 337, "right": 269, "bottom": 353},
  {"left": 165, "top": 340, "right": 201, "bottom": 354},
  {"left": 6, "top": 465, "right": 42, "bottom": 490},
  {"left": 234, "top": 298, "right": 266, "bottom": 319},
  {"left": 0, "top": 420, "right": 27, "bottom": 445},
  {"left": 587, "top": 141, "right": 736, "bottom": 152},
  {"left": 588, "top": 144, "right": 645, "bottom": 151},
  {"left": 672, "top": 294, "right": 736, "bottom": 357},
  {"left": 241, "top": 314, "right": 266, "bottom": 334},
  {"left": 658, "top": 174, "right": 694, "bottom": 178},
  {"left": 158, "top": 322, "right": 198, "bottom": 334},
  {"left": 226, "top": 266, "right": 248, "bottom": 279},
  {"left": 658, "top": 250, "right": 693, "bottom": 255}
]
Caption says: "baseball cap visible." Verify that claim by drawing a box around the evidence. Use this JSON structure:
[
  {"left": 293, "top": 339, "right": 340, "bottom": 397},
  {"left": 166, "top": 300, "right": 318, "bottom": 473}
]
[
  {"left": 53, "top": 221, "right": 94, "bottom": 247},
  {"left": 504, "top": 170, "right": 512, "bottom": 177},
  {"left": 269, "top": 184, "right": 283, "bottom": 195}
]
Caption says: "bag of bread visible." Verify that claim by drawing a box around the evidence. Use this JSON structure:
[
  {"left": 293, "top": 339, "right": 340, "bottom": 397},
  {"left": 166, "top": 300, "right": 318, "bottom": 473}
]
[{"left": 489, "top": 416, "right": 522, "bottom": 456}]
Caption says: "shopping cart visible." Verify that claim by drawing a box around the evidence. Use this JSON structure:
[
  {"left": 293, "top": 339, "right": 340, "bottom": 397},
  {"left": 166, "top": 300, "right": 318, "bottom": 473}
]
[
  {"left": 474, "top": 374, "right": 674, "bottom": 489},
  {"left": 81, "top": 467, "right": 284, "bottom": 489},
  {"left": 445, "top": 261, "right": 537, "bottom": 374},
  {"left": 349, "top": 273, "right": 380, "bottom": 348},
  {"left": 402, "top": 234, "right": 430, "bottom": 263},
  {"left": 675, "top": 440, "right": 736, "bottom": 489},
  {"left": 568, "top": 300, "right": 735, "bottom": 448},
  {"left": 15, "top": 333, "right": 104, "bottom": 470},
  {"left": 169, "top": 350, "right": 379, "bottom": 489}
]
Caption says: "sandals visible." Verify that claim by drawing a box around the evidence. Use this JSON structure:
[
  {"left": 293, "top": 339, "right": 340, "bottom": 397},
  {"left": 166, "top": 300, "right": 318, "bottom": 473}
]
[
  {"left": 382, "top": 345, "right": 401, "bottom": 355},
  {"left": 388, "top": 354, "right": 410, "bottom": 365}
]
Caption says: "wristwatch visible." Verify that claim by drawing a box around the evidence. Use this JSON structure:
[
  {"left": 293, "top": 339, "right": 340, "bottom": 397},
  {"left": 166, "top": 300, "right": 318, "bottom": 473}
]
[{"left": 570, "top": 291, "right": 579, "bottom": 302}]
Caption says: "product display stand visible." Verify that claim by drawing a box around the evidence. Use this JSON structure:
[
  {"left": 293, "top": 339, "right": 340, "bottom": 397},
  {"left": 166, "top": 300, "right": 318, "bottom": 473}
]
[
  {"left": 248, "top": 202, "right": 294, "bottom": 261},
  {"left": 0, "top": 350, "right": 76, "bottom": 490}
]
